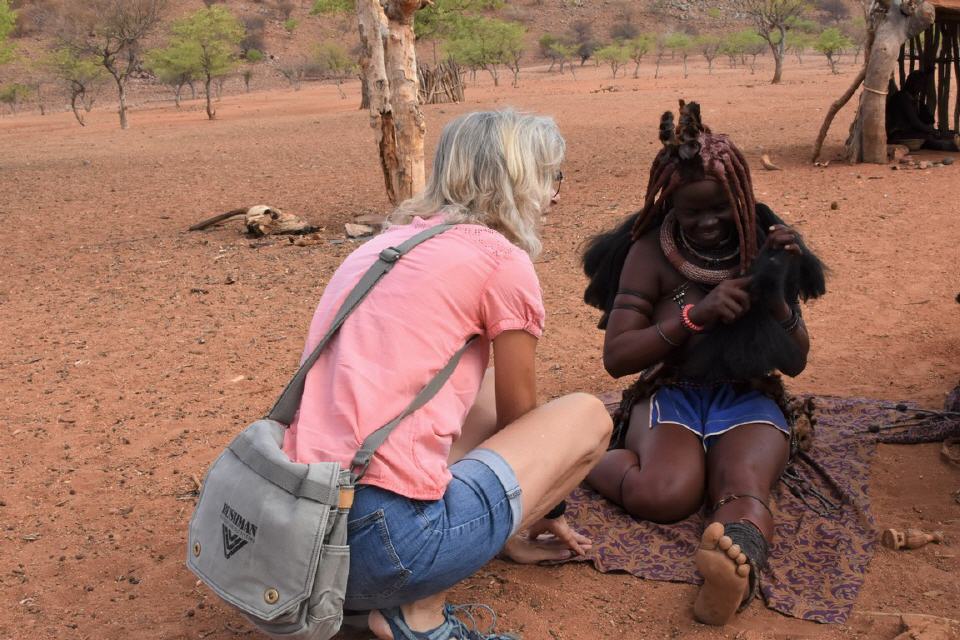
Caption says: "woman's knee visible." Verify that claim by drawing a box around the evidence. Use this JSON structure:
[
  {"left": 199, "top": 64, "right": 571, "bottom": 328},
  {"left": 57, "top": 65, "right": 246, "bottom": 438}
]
[
  {"left": 552, "top": 392, "right": 613, "bottom": 449},
  {"left": 621, "top": 469, "right": 704, "bottom": 522}
]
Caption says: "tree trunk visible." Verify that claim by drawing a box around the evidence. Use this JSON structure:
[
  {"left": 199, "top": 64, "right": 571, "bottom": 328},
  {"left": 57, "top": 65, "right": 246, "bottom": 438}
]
[
  {"left": 205, "top": 73, "right": 215, "bottom": 119},
  {"left": 70, "top": 89, "right": 86, "bottom": 126},
  {"left": 855, "top": 1, "right": 934, "bottom": 163},
  {"left": 175, "top": 83, "right": 182, "bottom": 108},
  {"left": 357, "top": 0, "right": 426, "bottom": 206},
  {"left": 771, "top": 32, "right": 785, "bottom": 84}
]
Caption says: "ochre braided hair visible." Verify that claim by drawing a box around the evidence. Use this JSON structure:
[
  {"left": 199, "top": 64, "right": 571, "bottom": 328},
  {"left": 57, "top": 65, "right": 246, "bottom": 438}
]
[{"left": 631, "top": 100, "right": 759, "bottom": 274}]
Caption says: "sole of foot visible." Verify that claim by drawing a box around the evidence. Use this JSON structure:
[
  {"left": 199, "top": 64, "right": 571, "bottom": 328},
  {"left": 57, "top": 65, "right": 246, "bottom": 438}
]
[{"left": 693, "top": 521, "right": 751, "bottom": 626}]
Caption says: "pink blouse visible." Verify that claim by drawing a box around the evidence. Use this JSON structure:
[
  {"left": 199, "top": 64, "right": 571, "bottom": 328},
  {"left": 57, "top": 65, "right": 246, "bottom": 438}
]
[{"left": 283, "top": 216, "right": 545, "bottom": 500}]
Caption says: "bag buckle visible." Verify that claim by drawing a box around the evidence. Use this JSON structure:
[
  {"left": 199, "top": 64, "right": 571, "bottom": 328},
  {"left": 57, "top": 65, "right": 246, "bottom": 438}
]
[
  {"left": 379, "top": 247, "right": 401, "bottom": 263},
  {"left": 351, "top": 457, "right": 372, "bottom": 482}
]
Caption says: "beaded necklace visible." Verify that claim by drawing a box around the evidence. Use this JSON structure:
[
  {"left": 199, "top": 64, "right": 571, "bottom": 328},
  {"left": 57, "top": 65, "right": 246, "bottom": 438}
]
[
  {"left": 677, "top": 228, "right": 740, "bottom": 266},
  {"left": 659, "top": 211, "right": 741, "bottom": 285}
]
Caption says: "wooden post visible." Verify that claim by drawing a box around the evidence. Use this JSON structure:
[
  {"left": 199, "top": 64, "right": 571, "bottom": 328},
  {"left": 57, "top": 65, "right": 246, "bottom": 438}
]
[
  {"left": 356, "top": 0, "right": 426, "bottom": 206},
  {"left": 854, "top": 0, "right": 935, "bottom": 164},
  {"left": 953, "top": 26, "right": 960, "bottom": 131},
  {"left": 938, "top": 24, "right": 950, "bottom": 132}
]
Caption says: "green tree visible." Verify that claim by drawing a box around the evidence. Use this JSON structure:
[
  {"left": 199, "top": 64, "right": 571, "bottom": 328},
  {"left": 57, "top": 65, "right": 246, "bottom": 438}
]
[
  {"left": 0, "top": 82, "right": 30, "bottom": 113},
  {"left": 0, "top": 0, "right": 15, "bottom": 66},
  {"left": 815, "top": 27, "right": 851, "bottom": 74},
  {"left": 663, "top": 32, "right": 693, "bottom": 78},
  {"left": 627, "top": 34, "right": 653, "bottom": 78},
  {"left": 314, "top": 41, "right": 357, "bottom": 98},
  {"left": 58, "top": 0, "right": 166, "bottom": 129},
  {"left": 447, "top": 17, "right": 522, "bottom": 87},
  {"left": 168, "top": 6, "right": 245, "bottom": 119},
  {"left": 146, "top": 41, "right": 201, "bottom": 108},
  {"left": 46, "top": 47, "right": 106, "bottom": 125},
  {"left": 415, "top": 0, "right": 503, "bottom": 65},
  {"left": 724, "top": 29, "right": 766, "bottom": 73},
  {"left": 788, "top": 31, "right": 815, "bottom": 63},
  {"left": 743, "top": 0, "right": 806, "bottom": 83},
  {"left": 595, "top": 41, "right": 630, "bottom": 78},
  {"left": 697, "top": 34, "right": 721, "bottom": 73}
]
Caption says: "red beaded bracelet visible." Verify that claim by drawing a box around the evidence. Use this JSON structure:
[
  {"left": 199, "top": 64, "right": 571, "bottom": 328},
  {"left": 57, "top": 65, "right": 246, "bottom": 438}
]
[{"left": 681, "top": 304, "right": 705, "bottom": 333}]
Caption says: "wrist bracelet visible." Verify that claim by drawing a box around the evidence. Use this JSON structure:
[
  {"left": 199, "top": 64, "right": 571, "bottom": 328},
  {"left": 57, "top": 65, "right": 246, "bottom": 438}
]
[
  {"left": 544, "top": 500, "right": 566, "bottom": 520},
  {"left": 656, "top": 322, "right": 681, "bottom": 347},
  {"left": 681, "top": 304, "right": 705, "bottom": 333}
]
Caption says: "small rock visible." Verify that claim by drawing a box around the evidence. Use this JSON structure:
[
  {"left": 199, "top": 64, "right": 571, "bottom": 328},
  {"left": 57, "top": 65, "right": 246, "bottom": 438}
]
[
  {"left": 830, "top": 201, "right": 838, "bottom": 210},
  {"left": 918, "top": 161, "right": 930, "bottom": 169},
  {"left": 942, "top": 157, "right": 954, "bottom": 165},
  {"left": 345, "top": 223, "right": 375, "bottom": 238}
]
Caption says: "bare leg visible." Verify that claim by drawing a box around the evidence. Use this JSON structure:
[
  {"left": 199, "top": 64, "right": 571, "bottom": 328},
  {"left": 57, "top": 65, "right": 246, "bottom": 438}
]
[
  {"left": 706, "top": 423, "right": 789, "bottom": 538},
  {"left": 367, "top": 387, "right": 611, "bottom": 637},
  {"left": 586, "top": 399, "right": 706, "bottom": 522},
  {"left": 479, "top": 392, "right": 612, "bottom": 527},
  {"left": 693, "top": 423, "right": 789, "bottom": 626}
]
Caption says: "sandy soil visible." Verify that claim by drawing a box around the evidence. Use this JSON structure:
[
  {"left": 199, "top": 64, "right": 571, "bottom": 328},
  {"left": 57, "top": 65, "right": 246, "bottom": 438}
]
[{"left": 1, "top": 57, "right": 958, "bottom": 640}]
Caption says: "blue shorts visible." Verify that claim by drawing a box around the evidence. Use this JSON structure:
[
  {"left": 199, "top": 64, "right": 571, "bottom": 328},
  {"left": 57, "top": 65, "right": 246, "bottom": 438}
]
[
  {"left": 650, "top": 383, "right": 789, "bottom": 450},
  {"left": 344, "top": 448, "right": 522, "bottom": 610}
]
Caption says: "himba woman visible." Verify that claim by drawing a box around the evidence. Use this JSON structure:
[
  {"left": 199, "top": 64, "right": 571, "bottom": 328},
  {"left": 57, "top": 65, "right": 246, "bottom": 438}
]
[
  {"left": 285, "top": 110, "right": 612, "bottom": 640},
  {"left": 582, "top": 101, "right": 825, "bottom": 626}
]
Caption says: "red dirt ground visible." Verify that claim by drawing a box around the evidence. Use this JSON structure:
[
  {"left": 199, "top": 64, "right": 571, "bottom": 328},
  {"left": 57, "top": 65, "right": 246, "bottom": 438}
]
[{"left": 1, "top": 58, "right": 958, "bottom": 640}]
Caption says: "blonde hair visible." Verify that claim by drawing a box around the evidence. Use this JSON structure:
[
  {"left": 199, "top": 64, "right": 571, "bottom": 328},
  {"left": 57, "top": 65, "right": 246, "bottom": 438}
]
[{"left": 388, "top": 109, "right": 565, "bottom": 258}]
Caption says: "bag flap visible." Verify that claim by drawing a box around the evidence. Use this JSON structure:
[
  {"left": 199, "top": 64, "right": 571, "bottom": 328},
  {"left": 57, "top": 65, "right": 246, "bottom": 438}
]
[{"left": 187, "top": 421, "right": 344, "bottom": 620}]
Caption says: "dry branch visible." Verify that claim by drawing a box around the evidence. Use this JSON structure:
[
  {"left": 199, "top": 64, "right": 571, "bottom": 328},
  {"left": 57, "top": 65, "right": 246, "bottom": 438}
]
[{"left": 812, "top": 66, "right": 867, "bottom": 162}]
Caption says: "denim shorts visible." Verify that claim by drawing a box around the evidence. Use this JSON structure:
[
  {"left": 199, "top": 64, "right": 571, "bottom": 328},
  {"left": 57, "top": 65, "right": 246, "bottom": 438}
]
[
  {"left": 650, "top": 383, "right": 789, "bottom": 450},
  {"left": 343, "top": 448, "right": 522, "bottom": 611}
]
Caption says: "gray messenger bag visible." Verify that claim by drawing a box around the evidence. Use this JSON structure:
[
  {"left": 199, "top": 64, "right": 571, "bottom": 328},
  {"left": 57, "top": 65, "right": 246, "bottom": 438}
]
[{"left": 187, "top": 223, "right": 475, "bottom": 639}]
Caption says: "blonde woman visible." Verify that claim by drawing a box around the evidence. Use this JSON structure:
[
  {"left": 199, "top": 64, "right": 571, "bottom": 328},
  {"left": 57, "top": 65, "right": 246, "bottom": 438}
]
[{"left": 284, "top": 110, "right": 612, "bottom": 640}]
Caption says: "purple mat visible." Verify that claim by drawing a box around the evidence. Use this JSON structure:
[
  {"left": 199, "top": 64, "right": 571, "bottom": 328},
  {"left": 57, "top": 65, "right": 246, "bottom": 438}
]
[{"left": 565, "top": 394, "right": 902, "bottom": 624}]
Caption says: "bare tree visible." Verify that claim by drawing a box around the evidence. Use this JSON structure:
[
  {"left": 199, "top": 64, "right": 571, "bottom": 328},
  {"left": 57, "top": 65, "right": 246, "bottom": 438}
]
[
  {"left": 356, "top": 0, "right": 427, "bottom": 205},
  {"left": 743, "top": 0, "right": 806, "bottom": 84},
  {"left": 59, "top": 0, "right": 166, "bottom": 129}
]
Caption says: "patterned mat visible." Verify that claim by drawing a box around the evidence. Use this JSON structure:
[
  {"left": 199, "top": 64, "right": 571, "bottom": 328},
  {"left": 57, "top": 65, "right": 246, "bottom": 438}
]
[{"left": 564, "top": 394, "right": 910, "bottom": 624}]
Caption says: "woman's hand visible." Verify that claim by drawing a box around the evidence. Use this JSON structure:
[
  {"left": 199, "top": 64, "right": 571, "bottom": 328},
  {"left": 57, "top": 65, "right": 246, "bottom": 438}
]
[
  {"left": 688, "top": 276, "right": 752, "bottom": 327},
  {"left": 501, "top": 516, "right": 592, "bottom": 564},
  {"left": 763, "top": 224, "right": 803, "bottom": 255}
]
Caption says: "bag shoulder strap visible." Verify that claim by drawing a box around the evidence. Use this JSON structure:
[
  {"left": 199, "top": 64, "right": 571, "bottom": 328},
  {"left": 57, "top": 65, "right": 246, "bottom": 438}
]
[
  {"left": 268, "top": 222, "right": 455, "bottom": 424},
  {"left": 266, "top": 222, "right": 479, "bottom": 481}
]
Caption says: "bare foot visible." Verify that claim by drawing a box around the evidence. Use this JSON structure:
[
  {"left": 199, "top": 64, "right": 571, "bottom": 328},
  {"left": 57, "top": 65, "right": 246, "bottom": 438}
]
[
  {"left": 693, "top": 522, "right": 751, "bottom": 626},
  {"left": 368, "top": 610, "right": 393, "bottom": 640},
  {"left": 501, "top": 535, "right": 579, "bottom": 563}
]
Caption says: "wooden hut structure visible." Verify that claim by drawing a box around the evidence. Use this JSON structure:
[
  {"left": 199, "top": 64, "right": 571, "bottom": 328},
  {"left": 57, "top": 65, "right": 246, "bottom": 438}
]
[{"left": 898, "top": 0, "right": 960, "bottom": 134}]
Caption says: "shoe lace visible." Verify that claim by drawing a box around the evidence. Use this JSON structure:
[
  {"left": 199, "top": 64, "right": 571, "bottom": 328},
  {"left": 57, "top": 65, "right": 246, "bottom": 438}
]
[{"left": 444, "top": 603, "right": 518, "bottom": 640}]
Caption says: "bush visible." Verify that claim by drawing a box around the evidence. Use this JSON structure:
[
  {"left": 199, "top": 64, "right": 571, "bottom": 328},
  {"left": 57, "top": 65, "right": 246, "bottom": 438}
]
[
  {"left": 283, "top": 18, "right": 298, "bottom": 33},
  {"left": 0, "top": 82, "right": 31, "bottom": 111},
  {"left": 241, "top": 16, "right": 266, "bottom": 54},
  {"left": 244, "top": 48, "right": 265, "bottom": 63},
  {"left": 311, "top": 0, "right": 351, "bottom": 14}
]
